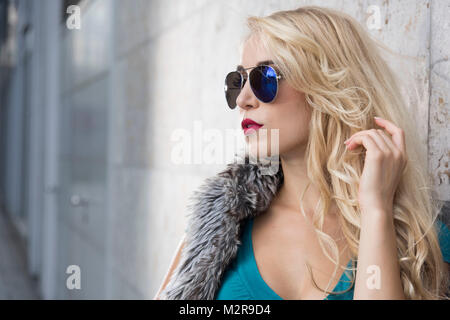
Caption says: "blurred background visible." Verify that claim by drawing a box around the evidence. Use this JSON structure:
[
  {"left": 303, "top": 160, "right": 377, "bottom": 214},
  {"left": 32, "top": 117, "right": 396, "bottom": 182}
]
[{"left": 0, "top": 0, "right": 448, "bottom": 299}]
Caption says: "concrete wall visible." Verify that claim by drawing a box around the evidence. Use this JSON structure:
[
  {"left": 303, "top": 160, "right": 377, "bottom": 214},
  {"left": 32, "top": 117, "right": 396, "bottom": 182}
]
[{"left": 429, "top": 1, "right": 450, "bottom": 200}]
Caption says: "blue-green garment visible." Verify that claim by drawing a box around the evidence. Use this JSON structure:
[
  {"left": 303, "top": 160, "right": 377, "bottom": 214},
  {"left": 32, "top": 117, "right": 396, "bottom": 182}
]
[{"left": 215, "top": 217, "right": 450, "bottom": 300}]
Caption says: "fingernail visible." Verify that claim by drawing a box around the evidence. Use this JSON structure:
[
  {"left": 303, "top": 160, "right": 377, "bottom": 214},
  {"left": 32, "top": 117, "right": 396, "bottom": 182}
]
[{"left": 374, "top": 116, "right": 381, "bottom": 120}]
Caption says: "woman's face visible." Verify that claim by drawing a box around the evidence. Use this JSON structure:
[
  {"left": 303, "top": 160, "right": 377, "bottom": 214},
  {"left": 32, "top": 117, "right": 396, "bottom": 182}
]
[{"left": 236, "top": 35, "right": 311, "bottom": 160}]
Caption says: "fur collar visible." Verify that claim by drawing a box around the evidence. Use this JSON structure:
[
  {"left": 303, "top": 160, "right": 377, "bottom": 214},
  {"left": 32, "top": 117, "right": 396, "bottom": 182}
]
[{"left": 160, "top": 155, "right": 284, "bottom": 300}]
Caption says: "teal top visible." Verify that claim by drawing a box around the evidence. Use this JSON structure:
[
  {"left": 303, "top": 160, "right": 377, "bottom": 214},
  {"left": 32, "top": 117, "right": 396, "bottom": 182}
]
[{"left": 215, "top": 217, "right": 450, "bottom": 300}]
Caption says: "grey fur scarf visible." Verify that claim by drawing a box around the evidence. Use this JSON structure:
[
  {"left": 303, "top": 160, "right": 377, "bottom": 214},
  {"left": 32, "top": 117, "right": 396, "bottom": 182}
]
[{"left": 160, "top": 155, "right": 284, "bottom": 300}]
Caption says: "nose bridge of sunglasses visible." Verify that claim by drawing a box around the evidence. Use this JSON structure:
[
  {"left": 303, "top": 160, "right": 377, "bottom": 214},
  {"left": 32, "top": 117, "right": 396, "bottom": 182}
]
[
  {"left": 252, "top": 65, "right": 276, "bottom": 81},
  {"left": 240, "top": 69, "right": 248, "bottom": 83}
]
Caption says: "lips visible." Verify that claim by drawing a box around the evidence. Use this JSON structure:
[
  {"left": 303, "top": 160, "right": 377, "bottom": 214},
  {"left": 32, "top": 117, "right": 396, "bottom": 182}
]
[{"left": 241, "top": 118, "right": 263, "bottom": 135}]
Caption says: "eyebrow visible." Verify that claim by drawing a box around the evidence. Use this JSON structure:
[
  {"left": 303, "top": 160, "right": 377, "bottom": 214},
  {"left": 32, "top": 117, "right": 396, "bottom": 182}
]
[{"left": 236, "top": 60, "right": 274, "bottom": 71}]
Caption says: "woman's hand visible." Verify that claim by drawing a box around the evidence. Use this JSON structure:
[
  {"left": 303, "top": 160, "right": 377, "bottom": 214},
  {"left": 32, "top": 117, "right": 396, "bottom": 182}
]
[{"left": 344, "top": 117, "right": 408, "bottom": 216}]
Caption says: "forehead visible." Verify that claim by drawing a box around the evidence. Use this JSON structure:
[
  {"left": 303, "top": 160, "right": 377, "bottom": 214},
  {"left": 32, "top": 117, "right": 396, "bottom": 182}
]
[
  {"left": 236, "top": 60, "right": 275, "bottom": 71},
  {"left": 237, "top": 35, "right": 273, "bottom": 70}
]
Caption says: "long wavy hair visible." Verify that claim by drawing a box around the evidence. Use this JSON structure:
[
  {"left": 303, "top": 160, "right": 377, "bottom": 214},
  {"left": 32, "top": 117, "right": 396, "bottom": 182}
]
[{"left": 241, "top": 5, "right": 448, "bottom": 299}]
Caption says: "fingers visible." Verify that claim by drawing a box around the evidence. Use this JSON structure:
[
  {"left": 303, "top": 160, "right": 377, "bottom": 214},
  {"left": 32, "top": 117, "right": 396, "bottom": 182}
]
[
  {"left": 344, "top": 117, "right": 408, "bottom": 170},
  {"left": 346, "top": 130, "right": 395, "bottom": 157},
  {"left": 374, "top": 118, "right": 407, "bottom": 166},
  {"left": 374, "top": 117, "right": 406, "bottom": 153},
  {"left": 347, "top": 129, "right": 389, "bottom": 152},
  {"left": 346, "top": 133, "right": 382, "bottom": 157},
  {"left": 376, "top": 129, "right": 399, "bottom": 156}
]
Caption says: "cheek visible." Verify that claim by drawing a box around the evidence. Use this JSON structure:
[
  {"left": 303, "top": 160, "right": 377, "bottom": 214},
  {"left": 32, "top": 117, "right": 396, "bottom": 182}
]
[
  {"left": 278, "top": 118, "right": 308, "bottom": 152},
  {"left": 264, "top": 91, "right": 310, "bottom": 155},
  {"left": 274, "top": 102, "right": 309, "bottom": 146}
]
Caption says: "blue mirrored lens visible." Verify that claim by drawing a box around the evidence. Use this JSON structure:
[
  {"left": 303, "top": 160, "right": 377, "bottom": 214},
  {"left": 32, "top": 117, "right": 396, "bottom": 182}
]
[{"left": 250, "top": 66, "right": 278, "bottom": 103}]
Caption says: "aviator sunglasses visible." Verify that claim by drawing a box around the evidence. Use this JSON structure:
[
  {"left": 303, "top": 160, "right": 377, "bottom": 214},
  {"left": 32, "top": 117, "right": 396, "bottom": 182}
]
[{"left": 224, "top": 61, "right": 283, "bottom": 109}]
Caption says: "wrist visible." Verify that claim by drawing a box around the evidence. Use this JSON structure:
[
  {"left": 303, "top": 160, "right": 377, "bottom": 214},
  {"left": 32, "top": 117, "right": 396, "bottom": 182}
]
[{"left": 360, "top": 207, "right": 394, "bottom": 225}]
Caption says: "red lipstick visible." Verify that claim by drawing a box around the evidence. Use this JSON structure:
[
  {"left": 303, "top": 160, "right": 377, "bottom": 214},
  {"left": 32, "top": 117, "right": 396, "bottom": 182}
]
[{"left": 241, "top": 118, "right": 263, "bottom": 135}]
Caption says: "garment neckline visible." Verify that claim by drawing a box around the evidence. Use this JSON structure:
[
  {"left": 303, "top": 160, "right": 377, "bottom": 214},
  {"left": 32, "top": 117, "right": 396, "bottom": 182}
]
[{"left": 245, "top": 217, "right": 354, "bottom": 300}]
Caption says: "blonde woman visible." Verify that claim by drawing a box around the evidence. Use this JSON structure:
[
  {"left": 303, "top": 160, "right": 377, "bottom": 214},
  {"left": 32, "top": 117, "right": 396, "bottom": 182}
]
[{"left": 156, "top": 6, "right": 450, "bottom": 300}]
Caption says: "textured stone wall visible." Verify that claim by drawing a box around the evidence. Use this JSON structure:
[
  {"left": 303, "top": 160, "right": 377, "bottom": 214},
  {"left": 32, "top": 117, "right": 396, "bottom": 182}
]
[{"left": 429, "top": 1, "right": 450, "bottom": 200}]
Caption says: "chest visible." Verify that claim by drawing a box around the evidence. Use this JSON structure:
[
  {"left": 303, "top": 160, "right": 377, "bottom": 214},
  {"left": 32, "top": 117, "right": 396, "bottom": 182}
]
[{"left": 251, "top": 206, "right": 352, "bottom": 300}]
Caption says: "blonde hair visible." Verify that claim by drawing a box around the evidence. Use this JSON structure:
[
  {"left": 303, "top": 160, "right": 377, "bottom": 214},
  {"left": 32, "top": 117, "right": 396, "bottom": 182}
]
[{"left": 242, "top": 5, "right": 449, "bottom": 299}]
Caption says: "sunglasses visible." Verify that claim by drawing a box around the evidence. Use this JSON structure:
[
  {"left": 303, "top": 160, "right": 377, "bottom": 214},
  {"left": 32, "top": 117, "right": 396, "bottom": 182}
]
[{"left": 224, "top": 64, "right": 283, "bottom": 109}]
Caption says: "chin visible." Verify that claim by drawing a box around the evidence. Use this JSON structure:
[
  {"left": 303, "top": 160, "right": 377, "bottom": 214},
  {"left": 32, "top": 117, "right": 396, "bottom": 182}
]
[{"left": 245, "top": 137, "right": 278, "bottom": 159}]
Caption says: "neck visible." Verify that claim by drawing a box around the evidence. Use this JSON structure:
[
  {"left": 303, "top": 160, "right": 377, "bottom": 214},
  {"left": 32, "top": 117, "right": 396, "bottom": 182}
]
[{"left": 275, "top": 146, "right": 337, "bottom": 220}]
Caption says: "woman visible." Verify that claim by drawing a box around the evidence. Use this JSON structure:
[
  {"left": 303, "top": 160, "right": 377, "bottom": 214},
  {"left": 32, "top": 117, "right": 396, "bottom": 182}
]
[{"left": 156, "top": 6, "right": 450, "bottom": 300}]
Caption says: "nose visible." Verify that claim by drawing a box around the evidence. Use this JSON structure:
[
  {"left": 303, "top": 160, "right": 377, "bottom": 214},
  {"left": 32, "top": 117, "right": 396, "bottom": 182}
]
[{"left": 236, "top": 76, "right": 259, "bottom": 112}]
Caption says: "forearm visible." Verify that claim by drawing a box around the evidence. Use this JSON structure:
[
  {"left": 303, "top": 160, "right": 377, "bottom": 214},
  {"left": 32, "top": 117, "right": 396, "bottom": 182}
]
[{"left": 353, "top": 209, "right": 405, "bottom": 299}]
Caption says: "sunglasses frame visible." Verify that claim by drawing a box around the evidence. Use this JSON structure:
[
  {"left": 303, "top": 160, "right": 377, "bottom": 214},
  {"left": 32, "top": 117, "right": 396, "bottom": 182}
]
[{"left": 224, "top": 64, "right": 283, "bottom": 109}]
